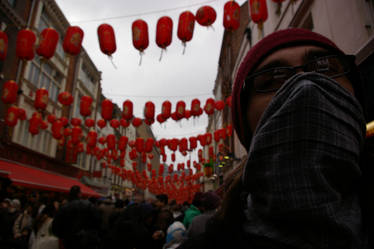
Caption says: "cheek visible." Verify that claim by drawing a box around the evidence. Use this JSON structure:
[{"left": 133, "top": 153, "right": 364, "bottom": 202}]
[{"left": 246, "top": 94, "right": 274, "bottom": 133}]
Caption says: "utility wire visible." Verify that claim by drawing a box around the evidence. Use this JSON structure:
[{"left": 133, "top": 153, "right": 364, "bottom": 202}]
[
  {"left": 104, "top": 92, "right": 213, "bottom": 98},
  {"left": 70, "top": 0, "right": 217, "bottom": 24}
]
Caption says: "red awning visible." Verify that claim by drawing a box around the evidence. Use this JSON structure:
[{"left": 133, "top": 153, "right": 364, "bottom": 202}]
[{"left": 0, "top": 159, "right": 101, "bottom": 197}]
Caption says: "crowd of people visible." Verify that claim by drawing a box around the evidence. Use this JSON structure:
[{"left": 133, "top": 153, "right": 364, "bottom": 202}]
[{"left": 0, "top": 184, "right": 221, "bottom": 249}]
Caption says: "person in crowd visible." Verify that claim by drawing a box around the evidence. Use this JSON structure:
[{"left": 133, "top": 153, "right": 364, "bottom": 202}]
[
  {"left": 29, "top": 204, "right": 58, "bottom": 249},
  {"left": 178, "top": 28, "right": 371, "bottom": 249},
  {"left": 0, "top": 198, "right": 18, "bottom": 249},
  {"left": 169, "top": 200, "right": 184, "bottom": 222},
  {"left": 186, "top": 191, "right": 221, "bottom": 238},
  {"left": 102, "top": 202, "right": 154, "bottom": 249},
  {"left": 52, "top": 200, "right": 103, "bottom": 249},
  {"left": 68, "top": 185, "right": 81, "bottom": 202},
  {"left": 164, "top": 218, "right": 186, "bottom": 249},
  {"left": 12, "top": 202, "right": 34, "bottom": 249},
  {"left": 183, "top": 192, "right": 203, "bottom": 229},
  {"left": 154, "top": 194, "right": 169, "bottom": 210}
]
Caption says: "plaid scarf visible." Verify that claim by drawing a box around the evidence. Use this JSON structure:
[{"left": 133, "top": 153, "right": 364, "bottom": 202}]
[{"left": 242, "top": 73, "right": 367, "bottom": 249}]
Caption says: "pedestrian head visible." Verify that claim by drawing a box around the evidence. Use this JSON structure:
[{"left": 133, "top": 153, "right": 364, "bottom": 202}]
[{"left": 232, "top": 28, "right": 365, "bottom": 149}]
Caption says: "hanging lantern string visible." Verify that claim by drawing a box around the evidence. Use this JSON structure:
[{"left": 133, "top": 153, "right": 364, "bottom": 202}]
[
  {"left": 70, "top": 0, "right": 217, "bottom": 24},
  {"left": 159, "top": 49, "right": 165, "bottom": 62},
  {"left": 139, "top": 51, "right": 144, "bottom": 66},
  {"left": 109, "top": 56, "right": 118, "bottom": 70},
  {"left": 182, "top": 42, "right": 186, "bottom": 55}
]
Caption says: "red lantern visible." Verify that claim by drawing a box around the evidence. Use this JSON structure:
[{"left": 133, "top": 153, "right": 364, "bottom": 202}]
[
  {"left": 176, "top": 101, "right": 186, "bottom": 119},
  {"left": 98, "top": 136, "right": 106, "bottom": 145},
  {"left": 132, "top": 117, "right": 142, "bottom": 127},
  {"left": 144, "top": 101, "right": 155, "bottom": 120},
  {"left": 16, "top": 29, "right": 36, "bottom": 60},
  {"left": 58, "top": 92, "right": 73, "bottom": 106},
  {"left": 206, "top": 133, "right": 212, "bottom": 145},
  {"left": 52, "top": 120, "right": 63, "bottom": 139},
  {"left": 132, "top": 19, "right": 149, "bottom": 52},
  {"left": 71, "top": 118, "right": 81, "bottom": 126},
  {"left": 227, "top": 124, "right": 233, "bottom": 137},
  {"left": 29, "top": 112, "right": 42, "bottom": 135},
  {"left": 249, "top": 0, "right": 268, "bottom": 27},
  {"left": 129, "top": 149, "right": 137, "bottom": 160},
  {"left": 63, "top": 26, "right": 84, "bottom": 55},
  {"left": 215, "top": 100, "right": 225, "bottom": 111},
  {"left": 5, "top": 106, "right": 19, "bottom": 127},
  {"left": 204, "top": 98, "right": 215, "bottom": 115},
  {"left": 110, "top": 119, "right": 120, "bottom": 129},
  {"left": 189, "top": 136, "right": 197, "bottom": 150},
  {"left": 64, "top": 127, "right": 72, "bottom": 137},
  {"left": 156, "top": 16, "right": 173, "bottom": 59},
  {"left": 145, "top": 138, "right": 154, "bottom": 153},
  {"left": 191, "top": 99, "right": 202, "bottom": 117},
  {"left": 122, "top": 100, "right": 133, "bottom": 120},
  {"left": 47, "top": 114, "right": 56, "bottom": 124},
  {"left": 34, "top": 88, "right": 49, "bottom": 110},
  {"left": 118, "top": 136, "right": 128, "bottom": 151},
  {"left": 36, "top": 28, "right": 59, "bottom": 59},
  {"left": 157, "top": 114, "right": 166, "bottom": 124},
  {"left": 97, "top": 119, "right": 106, "bottom": 129},
  {"left": 0, "top": 31, "right": 8, "bottom": 60},
  {"left": 226, "top": 96, "right": 232, "bottom": 107},
  {"left": 177, "top": 11, "right": 195, "bottom": 44},
  {"left": 161, "top": 101, "right": 172, "bottom": 119},
  {"left": 135, "top": 138, "right": 144, "bottom": 153},
  {"left": 101, "top": 99, "right": 113, "bottom": 120},
  {"left": 60, "top": 117, "right": 69, "bottom": 127},
  {"left": 40, "top": 120, "right": 48, "bottom": 130},
  {"left": 107, "top": 134, "right": 116, "bottom": 150},
  {"left": 71, "top": 126, "right": 82, "bottom": 145},
  {"left": 17, "top": 108, "right": 26, "bottom": 120},
  {"left": 195, "top": 6, "right": 217, "bottom": 27},
  {"left": 2, "top": 80, "right": 19, "bottom": 104},
  {"left": 179, "top": 138, "right": 188, "bottom": 153},
  {"left": 85, "top": 118, "right": 95, "bottom": 127},
  {"left": 80, "top": 96, "right": 93, "bottom": 117},
  {"left": 97, "top": 23, "right": 116, "bottom": 56},
  {"left": 86, "top": 130, "right": 97, "bottom": 147},
  {"left": 223, "top": 1, "right": 240, "bottom": 30},
  {"left": 168, "top": 138, "right": 179, "bottom": 152},
  {"left": 120, "top": 118, "right": 130, "bottom": 128}
]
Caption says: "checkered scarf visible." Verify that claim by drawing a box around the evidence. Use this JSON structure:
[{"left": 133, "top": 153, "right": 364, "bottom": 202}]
[{"left": 242, "top": 73, "right": 367, "bottom": 249}]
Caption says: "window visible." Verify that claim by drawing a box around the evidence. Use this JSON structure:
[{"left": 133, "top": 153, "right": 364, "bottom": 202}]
[
  {"left": 79, "top": 65, "right": 96, "bottom": 92},
  {"left": 26, "top": 59, "right": 63, "bottom": 102}
]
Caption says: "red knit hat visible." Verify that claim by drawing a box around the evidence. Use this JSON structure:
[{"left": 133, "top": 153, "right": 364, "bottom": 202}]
[{"left": 231, "top": 28, "right": 348, "bottom": 150}]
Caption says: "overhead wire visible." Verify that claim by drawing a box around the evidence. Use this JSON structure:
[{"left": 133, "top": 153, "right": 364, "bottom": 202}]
[{"left": 70, "top": 0, "right": 217, "bottom": 24}]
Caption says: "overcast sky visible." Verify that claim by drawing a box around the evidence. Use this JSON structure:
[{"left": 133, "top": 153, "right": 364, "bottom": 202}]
[{"left": 54, "top": 0, "right": 247, "bottom": 141}]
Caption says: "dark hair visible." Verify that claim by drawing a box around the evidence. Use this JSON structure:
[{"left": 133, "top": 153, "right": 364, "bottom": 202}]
[
  {"left": 192, "top": 192, "right": 204, "bottom": 207},
  {"left": 68, "top": 185, "right": 81, "bottom": 201},
  {"left": 156, "top": 194, "right": 168, "bottom": 205},
  {"left": 52, "top": 200, "right": 103, "bottom": 249},
  {"left": 101, "top": 203, "right": 153, "bottom": 249}
]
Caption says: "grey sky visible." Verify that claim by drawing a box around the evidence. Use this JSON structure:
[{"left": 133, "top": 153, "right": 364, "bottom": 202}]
[{"left": 54, "top": 0, "right": 247, "bottom": 141}]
